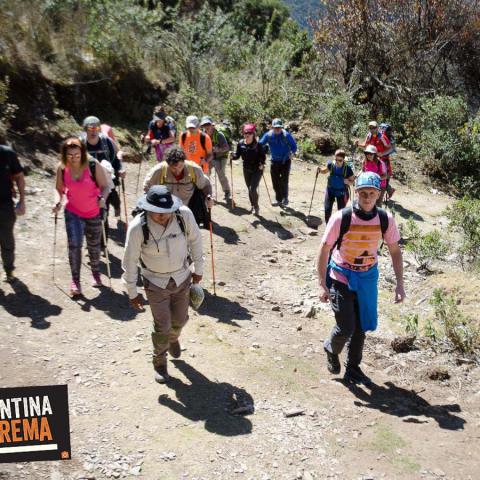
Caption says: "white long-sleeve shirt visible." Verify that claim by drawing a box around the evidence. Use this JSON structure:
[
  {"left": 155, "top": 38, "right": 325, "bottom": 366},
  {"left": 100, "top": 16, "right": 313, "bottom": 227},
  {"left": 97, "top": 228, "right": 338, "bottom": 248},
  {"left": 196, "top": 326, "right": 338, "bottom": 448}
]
[{"left": 122, "top": 206, "right": 204, "bottom": 299}]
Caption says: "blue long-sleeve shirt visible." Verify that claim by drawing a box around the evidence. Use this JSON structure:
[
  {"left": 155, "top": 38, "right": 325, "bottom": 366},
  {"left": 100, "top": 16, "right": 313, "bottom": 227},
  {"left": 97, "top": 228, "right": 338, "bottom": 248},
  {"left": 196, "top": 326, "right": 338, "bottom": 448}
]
[{"left": 259, "top": 129, "right": 297, "bottom": 162}]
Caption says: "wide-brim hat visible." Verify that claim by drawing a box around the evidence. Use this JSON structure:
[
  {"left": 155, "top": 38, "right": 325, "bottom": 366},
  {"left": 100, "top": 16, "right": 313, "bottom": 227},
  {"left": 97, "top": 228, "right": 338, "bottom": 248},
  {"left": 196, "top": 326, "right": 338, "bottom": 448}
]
[{"left": 137, "top": 185, "right": 182, "bottom": 213}]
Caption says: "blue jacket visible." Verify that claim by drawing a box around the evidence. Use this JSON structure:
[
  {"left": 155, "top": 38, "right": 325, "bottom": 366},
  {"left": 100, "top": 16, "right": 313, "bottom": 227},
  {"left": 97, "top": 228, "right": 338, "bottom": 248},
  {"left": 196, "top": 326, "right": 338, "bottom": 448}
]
[
  {"left": 327, "top": 260, "right": 379, "bottom": 332},
  {"left": 259, "top": 129, "right": 297, "bottom": 162}
]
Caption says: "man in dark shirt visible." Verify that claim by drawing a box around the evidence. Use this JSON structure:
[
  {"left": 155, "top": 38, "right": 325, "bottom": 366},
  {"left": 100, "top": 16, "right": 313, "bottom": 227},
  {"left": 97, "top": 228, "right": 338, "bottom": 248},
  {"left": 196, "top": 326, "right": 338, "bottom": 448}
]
[
  {"left": 0, "top": 139, "right": 26, "bottom": 282},
  {"left": 82, "top": 115, "right": 125, "bottom": 241}
]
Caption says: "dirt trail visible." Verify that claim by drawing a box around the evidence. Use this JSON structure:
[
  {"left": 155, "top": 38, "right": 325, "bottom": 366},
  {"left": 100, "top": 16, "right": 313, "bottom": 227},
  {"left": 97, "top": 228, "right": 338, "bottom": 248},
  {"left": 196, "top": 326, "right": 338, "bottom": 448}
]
[{"left": 1, "top": 154, "right": 479, "bottom": 480}]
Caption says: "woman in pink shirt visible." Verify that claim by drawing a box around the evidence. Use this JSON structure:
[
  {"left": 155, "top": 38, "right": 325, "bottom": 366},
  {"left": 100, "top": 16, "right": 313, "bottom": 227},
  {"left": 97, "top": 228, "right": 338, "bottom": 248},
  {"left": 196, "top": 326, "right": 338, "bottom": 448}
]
[
  {"left": 361, "top": 145, "right": 387, "bottom": 206},
  {"left": 52, "top": 137, "right": 109, "bottom": 296}
]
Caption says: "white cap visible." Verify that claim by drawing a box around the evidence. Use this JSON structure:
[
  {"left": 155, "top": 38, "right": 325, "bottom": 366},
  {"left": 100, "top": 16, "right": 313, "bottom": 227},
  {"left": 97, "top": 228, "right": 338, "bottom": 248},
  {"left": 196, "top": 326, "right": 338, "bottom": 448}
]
[
  {"left": 368, "top": 121, "right": 378, "bottom": 128},
  {"left": 186, "top": 115, "right": 199, "bottom": 129},
  {"left": 364, "top": 145, "right": 378, "bottom": 154}
]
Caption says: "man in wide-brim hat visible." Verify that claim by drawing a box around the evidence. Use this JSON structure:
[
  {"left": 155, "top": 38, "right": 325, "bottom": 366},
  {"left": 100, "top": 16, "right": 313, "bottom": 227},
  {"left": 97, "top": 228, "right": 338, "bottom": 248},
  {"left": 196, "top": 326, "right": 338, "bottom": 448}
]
[{"left": 122, "top": 185, "right": 204, "bottom": 383}]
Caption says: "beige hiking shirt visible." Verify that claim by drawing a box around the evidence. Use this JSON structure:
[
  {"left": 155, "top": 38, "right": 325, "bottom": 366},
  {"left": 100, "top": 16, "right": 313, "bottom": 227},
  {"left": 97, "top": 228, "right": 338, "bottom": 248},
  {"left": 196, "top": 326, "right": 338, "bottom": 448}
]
[
  {"left": 122, "top": 206, "right": 204, "bottom": 299},
  {"left": 143, "top": 160, "right": 212, "bottom": 205}
]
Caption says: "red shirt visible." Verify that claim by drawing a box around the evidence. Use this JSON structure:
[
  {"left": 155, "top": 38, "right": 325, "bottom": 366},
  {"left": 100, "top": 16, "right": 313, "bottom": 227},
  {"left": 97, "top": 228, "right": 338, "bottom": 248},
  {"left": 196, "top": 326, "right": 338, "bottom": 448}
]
[{"left": 365, "top": 132, "right": 391, "bottom": 156}]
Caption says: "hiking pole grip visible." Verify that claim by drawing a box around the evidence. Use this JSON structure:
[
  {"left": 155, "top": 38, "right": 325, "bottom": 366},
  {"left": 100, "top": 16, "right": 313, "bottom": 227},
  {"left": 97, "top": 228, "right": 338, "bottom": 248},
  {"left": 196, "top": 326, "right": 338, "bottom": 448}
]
[
  {"left": 208, "top": 208, "right": 216, "bottom": 296},
  {"left": 308, "top": 169, "right": 320, "bottom": 217}
]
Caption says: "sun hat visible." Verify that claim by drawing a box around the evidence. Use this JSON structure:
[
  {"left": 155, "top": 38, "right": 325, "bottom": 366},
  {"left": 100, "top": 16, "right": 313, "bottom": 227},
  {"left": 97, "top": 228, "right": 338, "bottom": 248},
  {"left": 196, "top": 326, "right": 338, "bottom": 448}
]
[
  {"left": 272, "top": 118, "right": 284, "bottom": 128},
  {"left": 137, "top": 185, "right": 182, "bottom": 214},
  {"left": 364, "top": 145, "right": 378, "bottom": 155},
  {"left": 355, "top": 172, "right": 381, "bottom": 191},
  {"left": 186, "top": 115, "right": 199, "bottom": 129},
  {"left": 189, "top": 283, "right": 205, "bottom": 310},
  {"left": 200, "top": 116, "right": 214, "bottom": 127}
]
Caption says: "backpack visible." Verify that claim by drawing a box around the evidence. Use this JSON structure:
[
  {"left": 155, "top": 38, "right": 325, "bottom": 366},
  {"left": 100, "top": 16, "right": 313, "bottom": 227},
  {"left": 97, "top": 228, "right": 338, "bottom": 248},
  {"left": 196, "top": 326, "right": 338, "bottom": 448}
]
[
  {"left": 181, "top": 131, "right": 207, "bottom": 154},
  {"left": 159, "top": 163, "right": 197, "bottom": 186},
  {"left": 379, "top": 123, "right": 397, "bottom": 154},
  {"left": 268, "top": 128, "right": 289, "bottom": 147},
  {"left": 61, "top": 158, "right": 98, "bottom": 186},
  {"left": 215, "top": 124, "right": 232, "bottom": 147},
  {"left": 332, "top": 206, "right": 389, "bottom": 251},
  {"left": 81, "top": 133, "right": 116, "bottom": 164},
  {"left": 131, "top": 208, "right": 188, "bottom": 245},
  {"left": 327, "top": 162, "right": 350, "bottom": 195}
]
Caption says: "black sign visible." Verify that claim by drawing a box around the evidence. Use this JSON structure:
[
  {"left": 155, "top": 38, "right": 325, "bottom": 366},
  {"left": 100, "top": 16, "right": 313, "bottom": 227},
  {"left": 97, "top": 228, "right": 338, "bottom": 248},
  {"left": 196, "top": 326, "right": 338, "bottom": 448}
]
[{"left": 0, "top": 385, "right": 71, "bottom": 463}]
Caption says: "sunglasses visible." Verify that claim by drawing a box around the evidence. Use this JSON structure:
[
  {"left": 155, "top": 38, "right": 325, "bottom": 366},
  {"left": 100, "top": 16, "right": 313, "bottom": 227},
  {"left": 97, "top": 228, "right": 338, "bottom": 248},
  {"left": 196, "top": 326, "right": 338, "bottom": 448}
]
[
  {"left": 369, "top": 126, "right": 377, "bottom": 130},
  {"left": 244, "top": 132, "right": 254, "bottom": 136},
  {"left": 365, "top": 152, "right": 374, "bottom": 156}
]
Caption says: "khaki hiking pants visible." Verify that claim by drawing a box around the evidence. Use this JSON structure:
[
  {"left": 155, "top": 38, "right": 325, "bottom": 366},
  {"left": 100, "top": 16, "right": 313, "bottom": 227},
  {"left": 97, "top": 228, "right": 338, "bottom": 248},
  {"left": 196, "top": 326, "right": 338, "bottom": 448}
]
[
  {"left": 144, "top": 274, "right": 191, "bottom": 368},
  {"left": 210, "top": 157, "right": 230, "bottom": 195}
]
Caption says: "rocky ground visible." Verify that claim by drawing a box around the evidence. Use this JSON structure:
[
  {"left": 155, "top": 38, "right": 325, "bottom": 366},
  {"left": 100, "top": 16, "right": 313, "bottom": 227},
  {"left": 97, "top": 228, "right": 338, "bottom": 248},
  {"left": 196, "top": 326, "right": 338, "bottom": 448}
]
[{"left": 1, "top": 148, "right": 479, "bottom": 480}]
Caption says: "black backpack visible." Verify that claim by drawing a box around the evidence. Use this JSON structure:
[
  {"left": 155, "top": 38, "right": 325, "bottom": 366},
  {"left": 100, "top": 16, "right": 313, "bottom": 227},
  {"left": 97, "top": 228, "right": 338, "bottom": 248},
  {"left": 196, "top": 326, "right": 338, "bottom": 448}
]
[
  {"left": 61, "top": 159, "right": 98, "bottom": 186},
  {"left": 333, "top": 206, "right": 389, "bottom": 251},
  {"left": 131, "top": 208, "right": 187, "bottom": 244},
  {"left": 181, "top": 131, "right": 207, "bottom": 153}
]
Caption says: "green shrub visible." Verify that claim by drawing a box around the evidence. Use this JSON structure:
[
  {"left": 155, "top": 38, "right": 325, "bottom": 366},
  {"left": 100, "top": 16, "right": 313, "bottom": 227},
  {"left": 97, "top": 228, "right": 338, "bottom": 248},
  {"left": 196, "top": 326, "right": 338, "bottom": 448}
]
[
  {"left": 403, "top": 219, "right": 449, "bottom": 271},
  {"left": 430, "top": 289, "right": 479, "bottom": 354},
  {"left": 298, "top": 138, "right": 317, "bottom": 159},
  {"left": 445, "top": 197, "right": 480, "bottom": 271},
  {"left": 403, "top": 313, "right": 419, "bottom": 336}
]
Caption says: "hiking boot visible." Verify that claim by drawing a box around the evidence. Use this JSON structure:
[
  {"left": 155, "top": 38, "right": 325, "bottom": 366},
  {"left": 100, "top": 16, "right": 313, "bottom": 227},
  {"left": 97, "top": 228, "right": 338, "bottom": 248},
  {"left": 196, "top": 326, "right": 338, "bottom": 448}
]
[
  {"left": 324, "top": 347, "right": 341, "bottom": 374},
  {"left": 154, "top": 365, "right": 169, "bottom": 384},
  {"left": 168, "top": 341, "right": 181, "bottom": 359},
  {"left": 224, "top": 191, "right": 231, "bottom": 201},
  {"left": 254, "top": 206, "right": 260, "bottom": 216},
  {"left": 271, "top": 201, "right": 280, "bottom": 207},
  {"left": 3, "top": 270, "right": 15, "bottom": 283},
  {"left": 92, "top": 272, "right": 103, "bottom": 288},
  {"left": 282, "top": 198, "right": 289, "bottom": 206},
  {"left": 344, "top": 365, "right": 372, "bottom": 386},
  {"left": 389, "top": 187, "right": 396, "bottom": 198},
  {"left": 69, "top": 279, "right": 82, "bottom": 297}
]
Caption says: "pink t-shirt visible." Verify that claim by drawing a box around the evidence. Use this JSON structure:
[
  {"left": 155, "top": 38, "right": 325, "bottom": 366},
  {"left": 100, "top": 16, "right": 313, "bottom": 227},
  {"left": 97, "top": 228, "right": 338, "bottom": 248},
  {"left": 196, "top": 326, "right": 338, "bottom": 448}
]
[
  {"left": 362, "top": 159, "right": 387, "bottom": 188},
  {"left": 64, "top": 166, "right": 100, "bottom": 218},
  {"left": 322, "top": 209, "right": 400, "bottom": 284}
]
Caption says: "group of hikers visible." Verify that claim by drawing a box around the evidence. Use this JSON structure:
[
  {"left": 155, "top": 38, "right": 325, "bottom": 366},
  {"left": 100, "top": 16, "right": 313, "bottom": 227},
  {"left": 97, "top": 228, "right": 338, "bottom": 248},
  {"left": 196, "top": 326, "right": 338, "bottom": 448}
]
[{"left": 0, "top": 111, "right": 404, "bottom": 386}]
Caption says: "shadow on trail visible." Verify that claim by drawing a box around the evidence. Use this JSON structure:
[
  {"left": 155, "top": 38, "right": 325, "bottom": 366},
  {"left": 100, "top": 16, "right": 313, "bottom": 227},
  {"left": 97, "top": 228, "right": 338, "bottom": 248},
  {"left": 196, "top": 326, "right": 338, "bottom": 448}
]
[
  {"left": 98, "top": 252, "right": 123, "bottom": 279},
  {"left": 251, "top": 214, "right": 294, "bottom": 240},
  {"left": 211, "top": 221, "right": 241, "bottom": 245},
  {"left": 74, "top": 287, "right": 139, "bottom": 321},
  {"left": 391, "top": 201, "right": 424, "bottom": 221},
  {"left": 0, "top": 279, "right": 61, "bottom": 329},
  {"left": 198, "top": 291, "right": 252, "bottom": 327},
  {"left": 159, "top": 360, "right": 253, "bottom": 436},
  {"left": 337, "top": 379, "right": 465, "bottom": 430}
]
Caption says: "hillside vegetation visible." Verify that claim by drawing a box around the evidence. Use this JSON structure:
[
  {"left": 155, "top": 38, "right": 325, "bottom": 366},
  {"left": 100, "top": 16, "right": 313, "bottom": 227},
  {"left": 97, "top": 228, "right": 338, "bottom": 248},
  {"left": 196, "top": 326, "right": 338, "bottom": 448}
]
[{"left": 1, "top": 0, "right": 480, "bottom": 194}]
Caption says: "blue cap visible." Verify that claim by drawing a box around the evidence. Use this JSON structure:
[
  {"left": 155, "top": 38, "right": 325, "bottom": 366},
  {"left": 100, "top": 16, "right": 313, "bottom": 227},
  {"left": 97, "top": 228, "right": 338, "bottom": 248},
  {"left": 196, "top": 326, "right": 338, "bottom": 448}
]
[
  {"left": 272, "top": 118, "right": 283, "bottom": 128},
  {"left": 356, "top": 172, "right": 381, "bottom": 190}
]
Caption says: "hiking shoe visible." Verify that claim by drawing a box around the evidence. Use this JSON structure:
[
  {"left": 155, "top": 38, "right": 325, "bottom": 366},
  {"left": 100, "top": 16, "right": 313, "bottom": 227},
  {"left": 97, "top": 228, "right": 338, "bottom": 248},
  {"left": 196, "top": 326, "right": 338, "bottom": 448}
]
[
  {"left": 3, "top": 270, "right": 15, "bottom": 283},
  {"left": 168, "top": 341, "right": 181, "bottom": 359},
  {"left": 344, "top": 365, "right": 372, "bottom": 386},
  {"left": 324, "top": 347, "right": 341, "bottom": 374},
  {"left": 154, "top": 365, "right": 169, "bottom": 384},
  {"left": 271, "top": 201, "right": 281, "bottom": 207},
  {"left": 224, "top": 191, "right": 231, "bottom": 200},
  {"left": 69, "top": 279, "right": 82, "bottom": 297},
  {"left": 254, "top": 206, "right": 260, "bottom": 216},
  {"left": 282, "top": 198, "right": 289, "bottom": 206},
  {"left": 92, "top": 272, "right": 103, "bottom": 288},
  {"left": 389, "top": 187, "right": 396, "bottom": 198}
]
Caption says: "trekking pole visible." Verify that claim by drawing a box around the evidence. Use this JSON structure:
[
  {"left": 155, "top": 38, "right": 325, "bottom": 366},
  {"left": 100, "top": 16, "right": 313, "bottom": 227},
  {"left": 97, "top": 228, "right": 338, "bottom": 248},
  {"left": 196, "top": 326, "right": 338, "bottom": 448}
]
[
  {"left": 52, "top": 212, "right": 58, "bottom": 283},
  {"left": 229, "top": 154, "right": 235, "bottom": 209},
  {"left": 100, "top": 217, "right": 112, "bottom": 291},
  {"left": 208, "top": 208, "right": 217, "bottom": 296},
  {"left": 307, "top": 169, "right": 320, "bottom": 218},
  {"left": 262, "top": 172, "right": 273, "bottom": 206},
  {"left": 135, "top": 138, "right": 148, "bottom": 196},
  {"left": 214, "top": 168, "right": 218, "bottom": 202},
  {"left": 121, "top": 178, "right": 129, "bottom": 230}
]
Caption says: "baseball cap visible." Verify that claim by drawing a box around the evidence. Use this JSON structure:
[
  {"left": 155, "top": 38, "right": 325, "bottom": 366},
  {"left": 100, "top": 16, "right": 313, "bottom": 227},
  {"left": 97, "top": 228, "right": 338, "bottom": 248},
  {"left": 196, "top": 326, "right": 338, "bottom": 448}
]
[
  {"left": 200, "top": 116, "right": 214, "bottom": 127},
  {"left": 364, "top": 145, "right": 378, "bottom": 155},
  {"left": 272, "top": 118, "right": 283, "bottom": 128},
  {"left": 82, "top": 116, "right": 100, "bottom": 128},
  {"left": 368, "top": 121, "right": 378, "bottom": 128},
  {"left": 355, "top": 172, "right": 381, "bottom": 191},
  {"left": 243, "top": 123, "right": 256, "bottom": 134},
  {"left": 186, "top": 115, "right": 199, "bottom": 129}
]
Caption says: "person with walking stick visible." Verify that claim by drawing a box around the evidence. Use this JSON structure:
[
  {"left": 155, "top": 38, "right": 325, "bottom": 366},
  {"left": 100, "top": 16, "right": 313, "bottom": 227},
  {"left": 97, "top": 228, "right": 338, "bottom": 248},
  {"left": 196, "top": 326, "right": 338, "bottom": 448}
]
[
  {"left": 318, "top": 149, "right": 355, "bottom": 224},
  {"left": 0, "top": 135, "right": 25, "bottom": 283},
  {"left": 231, "top": 123, "right": 266, "bottom": 216},
  {"left": 122, "top": 186, "right": 205, "bottom": 384},
  {"left": 52, "top": 138, "right": 110, "bottom": 296}
]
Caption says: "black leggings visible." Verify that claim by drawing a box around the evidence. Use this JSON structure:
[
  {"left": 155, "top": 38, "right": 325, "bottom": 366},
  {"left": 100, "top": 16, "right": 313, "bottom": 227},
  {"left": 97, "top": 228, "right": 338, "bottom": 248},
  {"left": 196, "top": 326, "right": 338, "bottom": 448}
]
[
  {"left": 243, "top": 168, "right": 263, "bottom": 208},
  {"left": 324, "top": 190, "right": 347, "bottom": 224}
]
